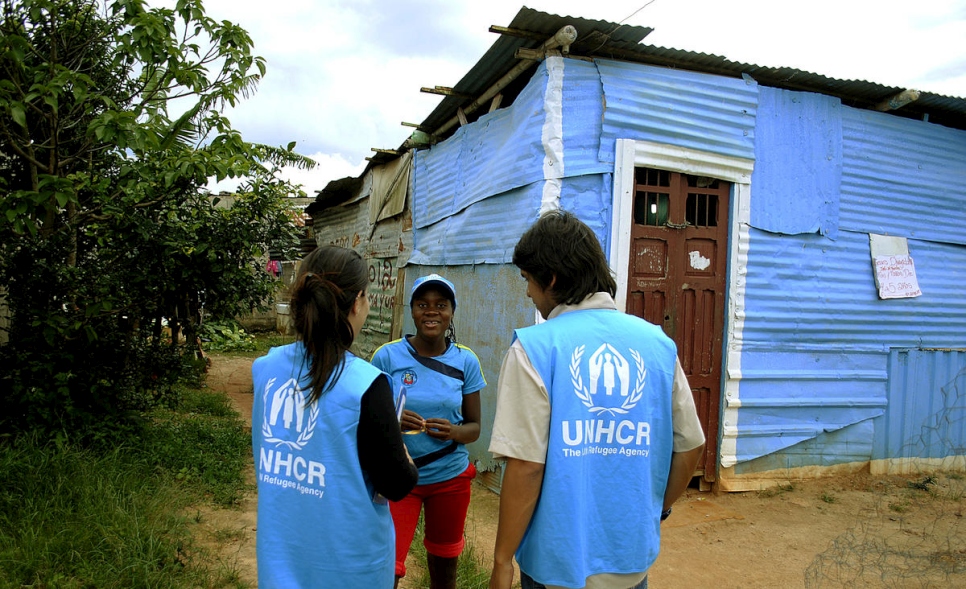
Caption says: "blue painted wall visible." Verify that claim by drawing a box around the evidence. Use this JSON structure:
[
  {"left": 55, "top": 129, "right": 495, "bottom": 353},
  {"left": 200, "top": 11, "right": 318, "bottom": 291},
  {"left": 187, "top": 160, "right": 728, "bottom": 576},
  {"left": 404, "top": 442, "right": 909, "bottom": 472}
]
[
  {"left": 405, "top": 55, "right": 966, "bottom": 477},
  {"left": 596, "top": 60, "right": 757, "bottom": 165},
  {"left": 739, "top": 86, "right": 966, "bottom": 472},
  {"left": 840, "top": 109, "right": 966, "bottom": 246},
  {"left": 750, "top": 88, "right": 841, "bottom": 238},
  {"left": 875, "top": 349, "right": 966, "bottom": 465}
]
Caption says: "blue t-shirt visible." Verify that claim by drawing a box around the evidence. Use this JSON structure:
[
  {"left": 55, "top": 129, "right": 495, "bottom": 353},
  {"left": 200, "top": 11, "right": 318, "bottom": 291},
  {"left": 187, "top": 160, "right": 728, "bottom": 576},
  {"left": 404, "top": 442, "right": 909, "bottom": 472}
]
[{"left": 371, "top": 337, "right": 486, "bottom": 485}]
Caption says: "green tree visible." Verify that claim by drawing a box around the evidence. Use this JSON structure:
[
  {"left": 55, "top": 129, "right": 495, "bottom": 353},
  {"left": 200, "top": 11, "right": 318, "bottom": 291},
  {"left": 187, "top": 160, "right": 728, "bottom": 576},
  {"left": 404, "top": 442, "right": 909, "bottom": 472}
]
[{"left": 0, "top": 0, "right": 311, "bottom": 439}]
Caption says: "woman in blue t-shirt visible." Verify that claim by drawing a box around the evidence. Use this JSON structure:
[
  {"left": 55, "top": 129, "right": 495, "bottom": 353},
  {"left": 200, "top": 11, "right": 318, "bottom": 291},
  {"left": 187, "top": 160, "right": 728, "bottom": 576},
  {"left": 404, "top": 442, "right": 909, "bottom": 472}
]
[{"left": 370, "top": 273, "right": 486, "bottom": 589}]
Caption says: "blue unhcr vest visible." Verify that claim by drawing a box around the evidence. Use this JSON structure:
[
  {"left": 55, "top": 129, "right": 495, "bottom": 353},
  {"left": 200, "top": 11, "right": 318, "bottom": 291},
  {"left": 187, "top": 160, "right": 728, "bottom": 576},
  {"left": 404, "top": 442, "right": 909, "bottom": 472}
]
[
  {"left": 513, "top": 308, "right": 677, "bottom": 588},
  {"left": 252, "top": 343, "right": 395, "bottom": 588}
]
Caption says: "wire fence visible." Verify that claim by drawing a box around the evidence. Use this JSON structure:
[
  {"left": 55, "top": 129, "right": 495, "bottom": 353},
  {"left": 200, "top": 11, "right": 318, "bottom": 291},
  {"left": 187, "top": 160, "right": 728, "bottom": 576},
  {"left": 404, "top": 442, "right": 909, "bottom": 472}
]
[{"left": 805, "top": 366, "right": 966, "bottom": 587}]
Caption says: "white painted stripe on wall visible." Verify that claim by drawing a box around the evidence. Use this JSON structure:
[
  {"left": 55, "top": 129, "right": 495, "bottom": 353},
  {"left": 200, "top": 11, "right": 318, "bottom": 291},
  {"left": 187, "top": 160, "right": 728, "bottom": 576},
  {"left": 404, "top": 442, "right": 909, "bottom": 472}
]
[
  {"left": 540, "top": 55, "right": 565, "bottom": 216},
  {"left": 719, "top": 181, "right": 752, "bottom": 468}
]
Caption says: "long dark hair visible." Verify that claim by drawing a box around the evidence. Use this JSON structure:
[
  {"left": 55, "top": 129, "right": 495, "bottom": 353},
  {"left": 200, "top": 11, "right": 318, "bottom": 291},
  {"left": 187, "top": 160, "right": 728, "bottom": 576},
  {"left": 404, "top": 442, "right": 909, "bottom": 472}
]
[
  {"left": 513, "top": 209, "right": 616, "bottom": 305},
  {"left": 290, "top": 246, "right": 368, "bottom": 404}
]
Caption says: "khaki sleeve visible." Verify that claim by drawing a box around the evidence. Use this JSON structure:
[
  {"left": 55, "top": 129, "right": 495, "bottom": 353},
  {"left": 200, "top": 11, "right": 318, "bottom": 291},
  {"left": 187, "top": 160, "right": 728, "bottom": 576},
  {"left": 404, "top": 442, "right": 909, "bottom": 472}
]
[
  {"left": 488, "top": 340, "right": 551, "bottom": 464},
  {"left": 672, "top": 357, "right": 706, "bottom": 452}
]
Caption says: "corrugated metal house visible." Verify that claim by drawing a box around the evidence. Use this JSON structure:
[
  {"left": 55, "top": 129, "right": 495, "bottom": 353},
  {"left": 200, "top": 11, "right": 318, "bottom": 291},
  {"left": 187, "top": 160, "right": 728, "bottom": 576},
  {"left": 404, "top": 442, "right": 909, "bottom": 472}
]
[{"left": 308, "top": 8, "right": 966, "bottom": 491}]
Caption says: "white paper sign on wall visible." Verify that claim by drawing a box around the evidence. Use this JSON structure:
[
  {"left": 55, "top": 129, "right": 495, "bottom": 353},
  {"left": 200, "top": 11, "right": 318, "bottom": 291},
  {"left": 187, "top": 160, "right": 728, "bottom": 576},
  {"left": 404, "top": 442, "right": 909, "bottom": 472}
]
[
  {"left": 873, "top": 254, "right": 922, "bottom": 299},
  {"left": 868, "top": 234, "right": 923, "bottom": 300}
]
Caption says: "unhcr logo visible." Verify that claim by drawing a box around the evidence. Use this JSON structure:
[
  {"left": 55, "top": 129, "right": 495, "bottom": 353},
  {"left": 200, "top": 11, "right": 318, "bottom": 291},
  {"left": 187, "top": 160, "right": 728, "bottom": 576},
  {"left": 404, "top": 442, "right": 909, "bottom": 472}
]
[
  {"left": 562, "top": 343, "right": 651, "bottom": 455},
  {"left": 261, "top": 377, "right": 318, "bottom": 450},
  {"left": 570, "top": 344, "right": 646, "bottom": 415}
]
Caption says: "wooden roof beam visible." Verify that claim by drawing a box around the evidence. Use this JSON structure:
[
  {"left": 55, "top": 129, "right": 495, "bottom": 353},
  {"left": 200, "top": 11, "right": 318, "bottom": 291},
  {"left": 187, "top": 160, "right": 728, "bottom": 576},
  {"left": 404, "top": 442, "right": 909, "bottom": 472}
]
[
  {"left": 874, "top": 89, "right": 921, "bottom": 112},
  {"left": 420, "top": 86, "right": 474, "bottom": 100},
  {"left": 401, "top": 121, "right": 431, "bottom": 131},
  {"left": 431, "top": 25, "right": 578, "bottom": 139},
  {"left": 488, "top": 25, "right": 548, "bottom": 42}
]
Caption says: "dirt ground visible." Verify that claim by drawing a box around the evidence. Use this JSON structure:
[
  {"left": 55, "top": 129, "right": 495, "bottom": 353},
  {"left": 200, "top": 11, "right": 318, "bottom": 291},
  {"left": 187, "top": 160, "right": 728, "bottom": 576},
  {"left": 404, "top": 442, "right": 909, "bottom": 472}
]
[{"left": 194, "top": 353, "right": 966, "bottom": 588}]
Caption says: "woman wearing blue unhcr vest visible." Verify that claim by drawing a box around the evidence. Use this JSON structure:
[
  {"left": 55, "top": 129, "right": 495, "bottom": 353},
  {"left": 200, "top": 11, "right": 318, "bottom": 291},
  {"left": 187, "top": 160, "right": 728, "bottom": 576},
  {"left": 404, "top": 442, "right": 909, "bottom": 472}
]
[
  {"left": 251, "top": 246, "right": 418, "bottom": 588},
  {"left": 370, "top": 274, "right": 486, "bottom": 589}
]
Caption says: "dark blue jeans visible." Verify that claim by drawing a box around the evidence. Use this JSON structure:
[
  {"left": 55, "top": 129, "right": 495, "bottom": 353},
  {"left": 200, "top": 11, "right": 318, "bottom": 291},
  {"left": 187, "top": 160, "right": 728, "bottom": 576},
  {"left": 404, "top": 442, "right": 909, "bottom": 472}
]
[{"left": 520, "top": 571, "right": 648, "bottom": 589}]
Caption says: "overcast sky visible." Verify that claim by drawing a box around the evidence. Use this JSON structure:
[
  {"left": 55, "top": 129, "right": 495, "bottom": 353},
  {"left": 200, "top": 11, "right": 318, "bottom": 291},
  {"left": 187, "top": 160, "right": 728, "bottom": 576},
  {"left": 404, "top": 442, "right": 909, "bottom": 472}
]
[{"left": 191, "top": 0, "right": 966, "bottom": 195}]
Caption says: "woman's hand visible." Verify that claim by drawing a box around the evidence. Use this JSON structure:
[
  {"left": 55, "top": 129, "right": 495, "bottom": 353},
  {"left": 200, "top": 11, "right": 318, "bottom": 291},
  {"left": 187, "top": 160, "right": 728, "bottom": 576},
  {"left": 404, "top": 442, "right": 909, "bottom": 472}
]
[
  {"left": 400, "top": 409, "right": 426, "bottom": 434},
  {"left": 424, "top": 417, "right": 456, "bottom": 440},
  {"left": 424, "top": 392, "right": 482, "bottom": 444}
]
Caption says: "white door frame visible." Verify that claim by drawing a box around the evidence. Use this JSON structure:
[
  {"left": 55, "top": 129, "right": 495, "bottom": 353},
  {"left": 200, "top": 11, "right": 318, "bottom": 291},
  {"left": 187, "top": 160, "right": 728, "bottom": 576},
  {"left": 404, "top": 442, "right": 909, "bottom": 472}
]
[{"left": 609, "top": 138, "right": 754, "bottom": 470}]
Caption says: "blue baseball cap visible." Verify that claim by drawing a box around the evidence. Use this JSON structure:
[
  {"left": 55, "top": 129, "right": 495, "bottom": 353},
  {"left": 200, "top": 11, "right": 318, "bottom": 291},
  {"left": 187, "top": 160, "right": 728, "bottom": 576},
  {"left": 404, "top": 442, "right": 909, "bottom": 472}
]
[{"left": 411, "top": 274, "right": 457, "bottom": 308}]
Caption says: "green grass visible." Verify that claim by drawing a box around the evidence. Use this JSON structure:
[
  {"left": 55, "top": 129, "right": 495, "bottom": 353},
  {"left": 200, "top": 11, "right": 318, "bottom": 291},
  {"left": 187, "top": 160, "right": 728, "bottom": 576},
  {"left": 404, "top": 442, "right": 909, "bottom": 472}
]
[
  {"left": 0, "top": 383, "right": 251, "bottom": 588},
  {"left": 140, "top": 388, "right": 251, "bottom": 507},
  {"left": 889, "top": 498, "right": 911, "bottom": 513},
  {"left": 251, "top": 331, "right": 296, "bottom": 355},
  {"left": 212, "top": 331, "right": 295, "bottom": 358},
  {"left": 405, "top": 518, "right": 490, "bottom": 589},
  {"left": 757, "top": 482, "right": 795, "bottom": 498}
]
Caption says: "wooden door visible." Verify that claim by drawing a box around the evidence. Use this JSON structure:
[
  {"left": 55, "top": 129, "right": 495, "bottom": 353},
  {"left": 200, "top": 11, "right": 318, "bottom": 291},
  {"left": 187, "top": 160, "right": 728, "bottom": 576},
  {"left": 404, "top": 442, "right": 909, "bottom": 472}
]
[{"left": 624, "top": 167, "right": 728, "bottom": 487}]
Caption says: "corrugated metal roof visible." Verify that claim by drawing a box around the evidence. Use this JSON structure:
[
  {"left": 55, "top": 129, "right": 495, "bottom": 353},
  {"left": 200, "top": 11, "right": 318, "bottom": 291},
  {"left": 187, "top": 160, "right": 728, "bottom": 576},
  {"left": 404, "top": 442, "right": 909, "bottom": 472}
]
[
  {"left": 419, "top": 6, "right": 966, "bottom": 140},
  {"left": 316, "top": 5, "right": 966, "bottom": 204},
  {"left": 418, "top": 7, "right": 654, "bottom": 134}
]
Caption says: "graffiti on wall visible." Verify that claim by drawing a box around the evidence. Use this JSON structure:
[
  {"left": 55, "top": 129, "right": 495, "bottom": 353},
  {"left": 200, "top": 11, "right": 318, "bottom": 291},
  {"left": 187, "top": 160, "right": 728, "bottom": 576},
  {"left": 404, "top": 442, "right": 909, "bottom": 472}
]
[
  {"left": 366, "top": 257, "right": 398, "bottom": 333},
  {"left": 327, "top": 233, "right": 362, "bottom": 250}
]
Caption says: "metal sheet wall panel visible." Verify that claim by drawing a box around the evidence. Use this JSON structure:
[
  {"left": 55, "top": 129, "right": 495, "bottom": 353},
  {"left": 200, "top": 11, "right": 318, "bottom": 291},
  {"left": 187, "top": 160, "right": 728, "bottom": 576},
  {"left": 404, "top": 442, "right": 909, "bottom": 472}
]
[
  {"left": 733, "top": 227, "right": 966, "bottom": 468},
  {"left": 314, "top": 202, "right": 412, "bottom": 264},
  {"left": 560, "top": 58, "right": 610, "bottom": 177},
  {"left": 410, "top": 174, "right": 610, "bottom": 266},
  {"left": 741, "top": 227, "right": 966, "bottom": 349},
  {"left": 874, "top": 349, "right": 966, "bottom": 463},
  {"left": 412, "top": 61, "right": 550, "bottom": 229},
  {"left": 596, "top": 60, "right": 757, "bottom": 165},
  {"left": 410, "top": 184, "right": 539, "bottom": 266},
  {"left": 733, "top": 420, "right": 876, "bottom": 474},
  {"left": 312, "top": 197, "right": 414, "bottom": 360},
  {"left": 840, "top": 108, "right": 966, "bottom": 246},
  {"left": 750, "top": 86, "right": 842, "bottom": 238},
  {"left": 396, "top": 264, "right": 533, "bottom": 471},
  {"left": 733, "top": 346, "right": 887, "bottom": 464},
  {"left": 412, "top": 137, "right": 462, "bottom": 230},
  {"left": 559, "top": 173, "right": 614, "bottom": 252}
]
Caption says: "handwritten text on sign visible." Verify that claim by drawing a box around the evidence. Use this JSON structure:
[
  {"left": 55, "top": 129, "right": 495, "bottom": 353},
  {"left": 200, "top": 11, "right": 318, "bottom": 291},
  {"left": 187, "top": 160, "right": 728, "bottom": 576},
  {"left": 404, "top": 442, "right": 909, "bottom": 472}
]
[{"left": 873, "top": 255, "right": 922, "bottom": 299}]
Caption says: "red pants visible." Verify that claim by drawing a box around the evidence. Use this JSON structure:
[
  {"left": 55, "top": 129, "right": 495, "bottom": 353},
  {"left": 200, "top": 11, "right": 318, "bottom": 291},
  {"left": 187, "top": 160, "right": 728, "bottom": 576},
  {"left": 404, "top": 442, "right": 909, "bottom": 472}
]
[{"left": 390, "top": 463, "right": 476, "bottom": 577}]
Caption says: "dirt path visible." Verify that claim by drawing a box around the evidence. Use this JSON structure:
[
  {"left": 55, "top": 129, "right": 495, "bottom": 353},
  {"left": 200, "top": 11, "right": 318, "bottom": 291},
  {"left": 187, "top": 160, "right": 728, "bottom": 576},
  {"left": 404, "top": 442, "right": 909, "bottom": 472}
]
[{"left": 199, "top": 353, "right": 966, "bottom": 588}]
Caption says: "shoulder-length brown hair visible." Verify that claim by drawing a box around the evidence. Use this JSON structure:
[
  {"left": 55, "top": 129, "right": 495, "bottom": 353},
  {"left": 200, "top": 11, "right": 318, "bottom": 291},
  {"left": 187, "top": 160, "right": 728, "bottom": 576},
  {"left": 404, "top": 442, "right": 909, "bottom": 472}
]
[{"left": 290, "top": 246, "right": 368, "bottom": 404}]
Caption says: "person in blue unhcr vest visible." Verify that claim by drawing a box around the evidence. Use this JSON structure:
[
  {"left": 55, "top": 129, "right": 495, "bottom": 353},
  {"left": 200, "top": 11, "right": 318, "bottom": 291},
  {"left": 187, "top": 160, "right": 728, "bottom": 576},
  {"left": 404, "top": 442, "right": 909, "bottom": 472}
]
[
  {"left": 370, "top": 273, "right": 486, "bottom": 589},
  {"left": 488, "top": 210, "right": 706, "bottom": 589},
  {"left": 251, "top": 245, "right": 418, "bottom": 588}
]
